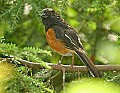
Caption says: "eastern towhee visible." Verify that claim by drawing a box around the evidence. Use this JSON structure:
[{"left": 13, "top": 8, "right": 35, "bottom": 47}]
[{"left": 41, "top": 8, "right": 101, "bottom": 77}]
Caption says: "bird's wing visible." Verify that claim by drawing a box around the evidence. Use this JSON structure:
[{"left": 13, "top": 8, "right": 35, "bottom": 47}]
[{"left": 52, "top": 24, "right": 84, "bottom": 50}]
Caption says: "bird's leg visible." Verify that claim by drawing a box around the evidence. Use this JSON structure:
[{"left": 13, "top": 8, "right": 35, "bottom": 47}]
[
  {"left": 70, "top": 54, "right": 74, "bottom": 67},
  {"left": 57, "top": 55, "right": 64, "bottom": 65}
]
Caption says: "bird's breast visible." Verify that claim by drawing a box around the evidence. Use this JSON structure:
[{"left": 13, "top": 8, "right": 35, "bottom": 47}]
[{"left": 46, "top": 28, "right": 74, "bottom": 56}]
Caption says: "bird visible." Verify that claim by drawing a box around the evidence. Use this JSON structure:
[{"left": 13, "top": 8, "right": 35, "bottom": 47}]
[{"left": 41, "top": 8, "right": 101, "bottom": 77}]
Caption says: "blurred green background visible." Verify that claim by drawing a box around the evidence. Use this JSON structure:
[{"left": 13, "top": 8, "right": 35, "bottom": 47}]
[
  {"left": 1, "top": 0, "right": 120, "bottom": 65},
  {"left": 0, "top": 0, "right": 120, "bottom": 65},
  {"left": 0, "top": 0, "right": 120, "bottom": 93}
]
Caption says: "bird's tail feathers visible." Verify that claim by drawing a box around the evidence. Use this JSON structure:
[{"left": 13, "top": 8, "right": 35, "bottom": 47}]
[{"left": 75, "top": 49, "right": 101, "bottom": 77}]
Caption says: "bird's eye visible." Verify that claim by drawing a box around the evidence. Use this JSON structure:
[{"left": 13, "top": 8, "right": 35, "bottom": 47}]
[
  {"left": 51, "top": 10, "right": 55, "bottom": 13},
  {"left": 57, "top": 15, "right": 60, "bottom": 19}
]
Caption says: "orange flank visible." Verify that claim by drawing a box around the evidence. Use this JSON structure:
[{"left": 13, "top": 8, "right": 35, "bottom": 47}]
[{"left": 46, "top": 28, "right": 74, "bottom": 56}]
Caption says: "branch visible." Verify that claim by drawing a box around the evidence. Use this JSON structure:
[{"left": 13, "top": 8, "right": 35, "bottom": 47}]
[
  {"left": 17, "top": 59, "right": 120, "bottom": 72},
  {"left": 0, "top": 58, "right": 120, "bottom": 72}
]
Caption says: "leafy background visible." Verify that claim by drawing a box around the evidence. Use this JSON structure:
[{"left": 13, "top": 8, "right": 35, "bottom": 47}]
[{"left": 0, "top": 0, "right": 120, "bottom": 93}]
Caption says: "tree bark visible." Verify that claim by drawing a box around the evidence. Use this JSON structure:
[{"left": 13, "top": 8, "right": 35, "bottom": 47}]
[
  {"left": 0, "top": 58, "right": 120, "bottom": 72},
  {"left": 18, "top": 59, "right": 120, "bottom": 72}
]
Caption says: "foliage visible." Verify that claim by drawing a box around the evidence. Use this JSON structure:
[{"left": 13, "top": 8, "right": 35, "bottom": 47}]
[
  {"left": 0, "top": 0, "right": 120, "bottom": 92},
  {"left": 0, "top": 38, "right": 51, "bottom": 68},
  {"left": 0, "top": 37, "right": 52, "bottom": 92},
  {"left": 0, "top": 62, "right": 53, "bottom": 93},
  {"left": 6, "top": 69, "right": 53, "bottom": 93}
]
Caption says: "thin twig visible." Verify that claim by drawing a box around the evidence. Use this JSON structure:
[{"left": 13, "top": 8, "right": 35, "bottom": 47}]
[
  {"left": 49, "top": 71, "right": 61, "bottom": 80},
  {"left": 62, "top": 67, "right": 65, "bottom": 93}
]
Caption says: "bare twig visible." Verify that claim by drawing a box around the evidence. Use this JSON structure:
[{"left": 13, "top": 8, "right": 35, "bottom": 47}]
[
  {"left": 49, "top": 71, "right": 61, "bottom": 80},
  {"left": 17, "top": 59, "right": 120, "bottom": 72},
  {"left": 62, "top": 67, "right": 65, "bottom": 93},
  {"left": 0, "top": 58, "right": 120, "bottom": 72}
]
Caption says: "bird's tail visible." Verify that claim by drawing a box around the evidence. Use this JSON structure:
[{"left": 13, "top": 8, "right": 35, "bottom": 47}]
[{"left": 75, "top": 49, "right": 102, "bottom": 77}]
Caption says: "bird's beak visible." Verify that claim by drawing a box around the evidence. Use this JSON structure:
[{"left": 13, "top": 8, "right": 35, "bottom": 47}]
[{"left": 41, "top": 11, "right": 48, "bottom": 18}]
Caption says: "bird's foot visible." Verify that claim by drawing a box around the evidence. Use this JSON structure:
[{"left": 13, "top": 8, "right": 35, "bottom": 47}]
[{"left": 56, "top": 60, "right": 62, "bottom": 65}]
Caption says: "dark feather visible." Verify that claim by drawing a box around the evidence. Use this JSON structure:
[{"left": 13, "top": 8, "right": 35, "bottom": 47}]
[{"left": 51, "top": 22, "right": 84, "bottom": 50}]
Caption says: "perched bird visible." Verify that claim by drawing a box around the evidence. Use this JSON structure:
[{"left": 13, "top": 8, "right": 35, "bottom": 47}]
[{"left": 41, "top": 8, "right": 101, "bottom": 77}]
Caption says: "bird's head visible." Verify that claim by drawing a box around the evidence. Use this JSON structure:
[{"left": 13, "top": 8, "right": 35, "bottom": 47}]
[{"left": 41, "top": 8, "right": 62, "bottom": 30}]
